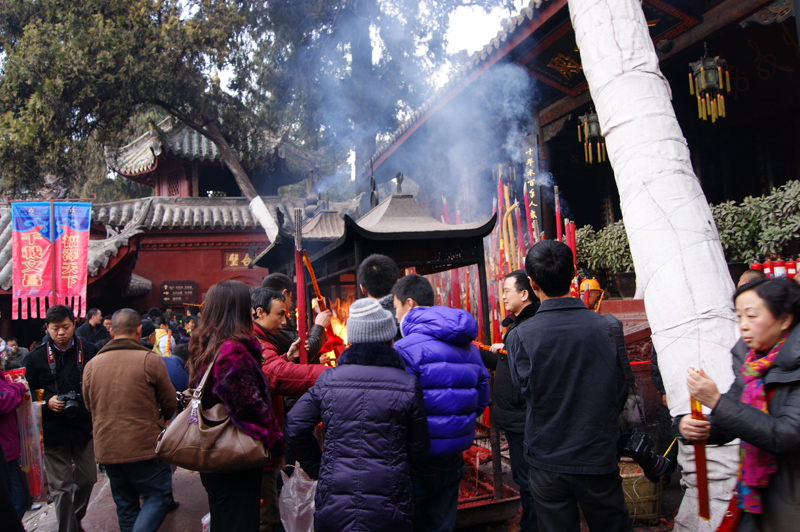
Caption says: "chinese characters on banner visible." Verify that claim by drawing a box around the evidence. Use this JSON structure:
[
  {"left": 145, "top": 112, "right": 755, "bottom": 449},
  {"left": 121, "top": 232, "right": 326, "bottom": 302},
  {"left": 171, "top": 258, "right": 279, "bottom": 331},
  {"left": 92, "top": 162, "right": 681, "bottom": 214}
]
[
  {"left": 11, "top": 202, "right": 91, "bottom": 320},
  {"left": 522, "top": 134, "right": 543, "bottom": 242},
  {"left": 53, "top": 203, "right": 91, "bottom": 318},
  {"left": 11, "top": 203, "right": 53, "bottom": 319}
]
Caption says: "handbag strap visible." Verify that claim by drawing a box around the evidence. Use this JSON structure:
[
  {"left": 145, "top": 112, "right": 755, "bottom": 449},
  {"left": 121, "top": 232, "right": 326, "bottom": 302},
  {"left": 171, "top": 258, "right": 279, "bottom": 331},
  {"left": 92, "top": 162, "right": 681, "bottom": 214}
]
[{"left": 192, "top": 350, "right": 221, "bottom": 400}]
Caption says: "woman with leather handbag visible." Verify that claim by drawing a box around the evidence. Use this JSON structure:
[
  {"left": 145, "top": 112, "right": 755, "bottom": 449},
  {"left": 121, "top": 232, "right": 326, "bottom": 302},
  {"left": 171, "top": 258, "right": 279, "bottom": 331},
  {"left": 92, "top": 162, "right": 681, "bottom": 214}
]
[{"left": 186, "top": 281, "right": 285, "bottom": 531}]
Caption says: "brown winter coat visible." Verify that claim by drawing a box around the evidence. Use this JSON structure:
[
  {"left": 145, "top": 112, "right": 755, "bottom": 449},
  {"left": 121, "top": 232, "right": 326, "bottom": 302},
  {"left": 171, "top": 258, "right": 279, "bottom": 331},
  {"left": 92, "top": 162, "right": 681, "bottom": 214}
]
[{"left": 83, "top": 338, "right": 176, "bottom": 464}]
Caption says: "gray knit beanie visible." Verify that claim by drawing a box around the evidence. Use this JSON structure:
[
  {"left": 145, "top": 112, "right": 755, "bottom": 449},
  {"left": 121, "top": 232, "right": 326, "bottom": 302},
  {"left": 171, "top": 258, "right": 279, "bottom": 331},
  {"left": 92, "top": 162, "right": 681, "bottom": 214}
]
[{"left": 346, "top": 298, "right": 397, "bottom": 344}]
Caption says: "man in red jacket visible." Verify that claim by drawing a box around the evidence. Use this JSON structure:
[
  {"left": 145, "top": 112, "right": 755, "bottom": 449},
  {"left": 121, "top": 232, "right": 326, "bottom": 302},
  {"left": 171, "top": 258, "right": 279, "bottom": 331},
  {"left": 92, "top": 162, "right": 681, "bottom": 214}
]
[{"left": 251, "top": 287, "right": 329, "bottom": 532}]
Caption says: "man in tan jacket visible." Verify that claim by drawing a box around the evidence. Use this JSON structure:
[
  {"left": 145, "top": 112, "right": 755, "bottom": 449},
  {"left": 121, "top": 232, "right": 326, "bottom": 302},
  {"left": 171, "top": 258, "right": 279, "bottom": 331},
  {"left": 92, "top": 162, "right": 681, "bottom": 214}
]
[{"left": 82, "top": 309, "right": 177, "bottom": 532}]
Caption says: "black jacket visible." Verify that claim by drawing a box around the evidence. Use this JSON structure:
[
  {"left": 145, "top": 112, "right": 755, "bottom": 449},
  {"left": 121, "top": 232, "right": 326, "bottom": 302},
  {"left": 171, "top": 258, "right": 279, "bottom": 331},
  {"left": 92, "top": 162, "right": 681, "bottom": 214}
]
[
  {"left": 265, "top": 320, "right": 326, "bottom": 364},
  {"left": 506, "top": 297, "right": 627, "bottom": 475},
  {"left": 480, "top": 301, "right": 539, "bottom": 433},
  {"left": 75, "top": 321, "right": 111, "bottom": 350},
  {"left": 703, "top": 327, "right": 800, "bottom": 532},
  {"left": 25, "top": 338, "right": 98, "bottom": 447}
]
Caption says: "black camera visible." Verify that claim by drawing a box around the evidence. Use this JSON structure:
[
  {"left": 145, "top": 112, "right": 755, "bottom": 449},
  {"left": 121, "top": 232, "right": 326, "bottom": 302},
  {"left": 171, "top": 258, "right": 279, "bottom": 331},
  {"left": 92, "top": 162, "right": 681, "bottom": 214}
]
[
  {"left": 57, "top": 391, "right": 83, "bottom": 418},
  {"left": 617, "top": 429, "right": 676, "bottom": 483}
]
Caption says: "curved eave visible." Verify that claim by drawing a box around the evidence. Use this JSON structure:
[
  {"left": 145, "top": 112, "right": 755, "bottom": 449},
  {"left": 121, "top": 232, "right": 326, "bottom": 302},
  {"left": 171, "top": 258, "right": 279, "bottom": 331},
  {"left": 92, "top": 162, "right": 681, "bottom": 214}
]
[{"left": 343, "top": 212, "right": 497, "bottom": 242}]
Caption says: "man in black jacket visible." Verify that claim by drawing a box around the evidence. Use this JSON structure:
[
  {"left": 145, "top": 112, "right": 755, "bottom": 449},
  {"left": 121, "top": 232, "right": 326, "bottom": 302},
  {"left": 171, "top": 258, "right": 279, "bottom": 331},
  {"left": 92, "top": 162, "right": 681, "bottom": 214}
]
[
  {"left": 25, "top": 305, "right": 98, "bottom": 532},
  {"left": 506, "top": 241, "right": 630, "bottom": 532},
  {"left": 480, "top": 270, "right": 539, "bottom": 532},
  {"left": 75, "top": 307, "right": 111, "bottom": 350}
]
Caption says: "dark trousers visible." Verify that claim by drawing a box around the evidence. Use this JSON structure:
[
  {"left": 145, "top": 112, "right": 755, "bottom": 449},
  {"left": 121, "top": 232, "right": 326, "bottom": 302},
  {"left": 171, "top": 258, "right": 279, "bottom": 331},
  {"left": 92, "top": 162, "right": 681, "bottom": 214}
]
[
  {"left": 528, "top": 466, "right": 632, "bottom": 532},
  {"left": 0, "top": 446, "right": 26, "bottom": 532},
  {"left": 201, "top": 467, "right": 262, "bottom": 532},
  {"left": 104, "top": 459, "right": 173, "bottom": 532},
  {"left": 506, "top": 432, "right": 538, "bottom": 532},
  {"left": 411, "top": 454, "right": 465, "bottom": 532}
]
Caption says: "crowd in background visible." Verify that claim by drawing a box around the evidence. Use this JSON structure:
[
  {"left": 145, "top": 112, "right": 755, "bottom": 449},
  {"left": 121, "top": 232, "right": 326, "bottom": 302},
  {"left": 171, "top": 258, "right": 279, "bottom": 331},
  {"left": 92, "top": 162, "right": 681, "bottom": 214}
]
[{"left": 2, "top": 241, "right": 800, "bottom": 532}]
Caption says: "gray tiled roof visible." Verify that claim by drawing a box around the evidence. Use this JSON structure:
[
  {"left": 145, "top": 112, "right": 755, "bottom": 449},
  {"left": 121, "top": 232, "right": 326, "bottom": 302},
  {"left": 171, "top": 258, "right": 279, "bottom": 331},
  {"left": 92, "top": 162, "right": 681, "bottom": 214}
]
[
  {"left": 302, "top": 211, "right": 346, "bottom": 241},
  {"left": 106, "top": 118, "right": 283, "bottom": 176},
  {"left": 93, "top": 196, "right": 309, "bottom": 232},
  {"left": 1, "top": 195, "right": 361, "bottom": 291}
]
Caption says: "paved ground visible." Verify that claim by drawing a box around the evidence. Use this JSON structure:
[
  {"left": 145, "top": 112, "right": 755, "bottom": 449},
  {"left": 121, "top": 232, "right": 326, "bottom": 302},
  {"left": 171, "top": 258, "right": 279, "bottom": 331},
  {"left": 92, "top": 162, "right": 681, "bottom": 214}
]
[
  {"left": 23, "top": 467, "right": 210, "bottom": 532},
  {"left": 21, "top": 461, "right": 683, "bottom": 531}
]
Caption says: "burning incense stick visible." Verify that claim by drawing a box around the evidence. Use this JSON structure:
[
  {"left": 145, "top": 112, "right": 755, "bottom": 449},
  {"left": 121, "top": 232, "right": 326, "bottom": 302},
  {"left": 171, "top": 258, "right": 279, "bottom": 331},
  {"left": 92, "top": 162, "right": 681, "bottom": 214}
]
[
  {"left": 554, "top": 186, "right": 562, "bottom": 242},
  {"left": 690, "top": 395, "right": 710, "bottom": 520}
]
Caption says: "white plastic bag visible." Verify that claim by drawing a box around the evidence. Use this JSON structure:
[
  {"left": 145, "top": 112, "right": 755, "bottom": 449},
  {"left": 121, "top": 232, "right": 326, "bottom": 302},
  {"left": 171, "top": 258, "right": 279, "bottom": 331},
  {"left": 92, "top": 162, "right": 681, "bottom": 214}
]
[
  {"left": 201, "top": 512, "right": 210, "bottom": 532},
  {"left": 279, "top": 465, "right": 317, "bottom": 532}
]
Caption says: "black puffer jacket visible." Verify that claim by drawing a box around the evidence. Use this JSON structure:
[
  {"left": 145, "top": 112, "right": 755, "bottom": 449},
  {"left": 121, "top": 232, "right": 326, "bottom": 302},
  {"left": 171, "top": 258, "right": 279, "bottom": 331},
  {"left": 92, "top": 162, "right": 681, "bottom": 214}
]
[
  {"left": 480, "top": 301, "right": 538, "bottom": 433},
  {"left": 704, "top": 325, "right": 800, "bottom": 532},
  {"left": 285, "top": 343, "right": 429, "bottom": 532}
]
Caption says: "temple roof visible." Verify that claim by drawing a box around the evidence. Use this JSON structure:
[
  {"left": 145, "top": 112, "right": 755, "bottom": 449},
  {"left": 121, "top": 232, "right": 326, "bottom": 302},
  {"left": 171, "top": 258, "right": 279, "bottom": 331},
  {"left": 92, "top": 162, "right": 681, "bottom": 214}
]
[
  {"left": 347, "top": 195, "right": 495, "bottom": 240},
  {"left": 106, "top": 117, "right": 328, "bottom": 183},
  {"left": 1, "top": 194, "right": 361, "bottom": 292}
]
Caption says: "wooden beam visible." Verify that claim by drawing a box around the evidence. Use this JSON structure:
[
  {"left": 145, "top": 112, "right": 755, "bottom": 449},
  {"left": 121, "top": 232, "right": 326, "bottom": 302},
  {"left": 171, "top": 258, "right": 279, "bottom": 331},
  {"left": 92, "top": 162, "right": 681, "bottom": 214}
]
[
  {"left": 659, "top": 0, "right": 771, "bottom": 62},
  {"left": 538, "top": 0, "right": 771, "bottom": 128}
]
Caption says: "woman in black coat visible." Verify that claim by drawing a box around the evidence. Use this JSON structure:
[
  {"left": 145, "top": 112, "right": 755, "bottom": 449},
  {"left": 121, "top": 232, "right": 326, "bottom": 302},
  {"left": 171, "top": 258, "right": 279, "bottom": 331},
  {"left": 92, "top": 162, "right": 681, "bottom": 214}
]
[
  {"left": 285, "top": 298, "right": 429, "bottom": 532},
  {"left": 681, "top": 277, "right": 800, "bottom": 532}
]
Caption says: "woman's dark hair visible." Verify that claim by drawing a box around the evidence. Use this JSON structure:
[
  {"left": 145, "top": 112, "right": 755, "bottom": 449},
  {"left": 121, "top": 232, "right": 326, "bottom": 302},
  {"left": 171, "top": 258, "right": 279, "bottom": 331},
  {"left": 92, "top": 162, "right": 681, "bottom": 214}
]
[
  {"left": 734, "top": 277, "right": 800, "bottom": 328},
  {"left": 524, "top": 240, "right": 574, "bottom": 297},
  {"left": 187, "top": 280, "right": 255, "bottom": 385}
]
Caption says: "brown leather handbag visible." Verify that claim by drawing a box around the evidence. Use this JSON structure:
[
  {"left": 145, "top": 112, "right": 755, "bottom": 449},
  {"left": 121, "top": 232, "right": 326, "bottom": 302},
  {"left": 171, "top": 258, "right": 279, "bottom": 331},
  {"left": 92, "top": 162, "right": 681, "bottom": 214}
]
[{"left": 155, "top": 352, "right": 271, "bottom": 473}]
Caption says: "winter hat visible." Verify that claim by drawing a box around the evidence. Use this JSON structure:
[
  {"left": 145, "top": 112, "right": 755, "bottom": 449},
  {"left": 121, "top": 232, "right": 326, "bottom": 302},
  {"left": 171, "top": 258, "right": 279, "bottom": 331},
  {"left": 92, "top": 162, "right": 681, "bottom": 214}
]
[
  {"left": 140, "top": 319, "right": 156, "bottom": 339},
  {"left": 346, "top": 298, "right": 397, "bottom": 344}
]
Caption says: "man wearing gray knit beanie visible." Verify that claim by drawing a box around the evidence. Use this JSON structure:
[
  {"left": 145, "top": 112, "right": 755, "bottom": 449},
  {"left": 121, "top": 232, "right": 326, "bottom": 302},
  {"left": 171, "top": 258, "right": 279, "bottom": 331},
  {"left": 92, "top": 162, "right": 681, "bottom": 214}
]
[
  {"left": 346, "top": 298, "right": 397, "bottom": 344},
  {"left": 284, "top": 297, "right": 429, "bottom": 531}
]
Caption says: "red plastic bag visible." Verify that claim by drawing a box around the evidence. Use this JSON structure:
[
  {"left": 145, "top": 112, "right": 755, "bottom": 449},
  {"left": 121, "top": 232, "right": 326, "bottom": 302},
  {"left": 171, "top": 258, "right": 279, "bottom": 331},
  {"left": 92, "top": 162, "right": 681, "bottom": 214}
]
[{"left": 279, "top": 465, "right": 316, "bottom": 532}]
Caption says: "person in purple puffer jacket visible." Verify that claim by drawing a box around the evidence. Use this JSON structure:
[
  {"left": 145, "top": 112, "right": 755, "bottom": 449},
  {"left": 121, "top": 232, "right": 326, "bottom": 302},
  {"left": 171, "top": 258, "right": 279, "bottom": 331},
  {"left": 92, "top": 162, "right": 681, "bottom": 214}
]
[
  {"left": 186, "top": 280, "right": 285, "bottom": 532},
  {"left": 392, "top": 274, "right": 491, "bottom": 532},
  {"left": 285, "top": 297, "right": 429, "bottom": 532}
]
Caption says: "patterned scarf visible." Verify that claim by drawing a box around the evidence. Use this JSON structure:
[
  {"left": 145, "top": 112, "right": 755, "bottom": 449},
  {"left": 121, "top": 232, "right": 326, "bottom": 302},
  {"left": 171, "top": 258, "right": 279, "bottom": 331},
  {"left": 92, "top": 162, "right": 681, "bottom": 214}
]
[{"left": 736, "top": 334, "right": 787, "bottom": 514}]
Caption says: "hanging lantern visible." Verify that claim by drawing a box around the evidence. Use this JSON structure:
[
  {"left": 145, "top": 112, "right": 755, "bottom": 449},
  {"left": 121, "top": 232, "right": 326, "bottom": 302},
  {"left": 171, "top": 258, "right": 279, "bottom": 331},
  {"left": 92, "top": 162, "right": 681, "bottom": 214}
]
[
  {"left": 689, "top": 43, "right": 729, "bottom": 124},
  {"left": 577, "top": 110, "right": 606, "bottom": 164}
]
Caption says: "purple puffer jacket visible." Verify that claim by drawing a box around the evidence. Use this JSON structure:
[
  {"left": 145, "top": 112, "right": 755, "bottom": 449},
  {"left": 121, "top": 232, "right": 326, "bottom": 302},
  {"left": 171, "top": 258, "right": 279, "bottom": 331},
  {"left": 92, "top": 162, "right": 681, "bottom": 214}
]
[
  {"left": 285, "top": 343, "right": 429, "bottom": 532},
  {"left": 0, "top": 378, "right": 27, "bottom": 461},
  {"left": 395, "top": 306, "right": 491, "bottom": 457}
]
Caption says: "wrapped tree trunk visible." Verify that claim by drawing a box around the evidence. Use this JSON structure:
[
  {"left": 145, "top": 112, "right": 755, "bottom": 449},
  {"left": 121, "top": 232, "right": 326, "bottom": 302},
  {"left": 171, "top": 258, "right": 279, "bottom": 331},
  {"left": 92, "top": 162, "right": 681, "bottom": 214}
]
[{"left": 568, "top": 1, "right": 739, "bottom": 529}]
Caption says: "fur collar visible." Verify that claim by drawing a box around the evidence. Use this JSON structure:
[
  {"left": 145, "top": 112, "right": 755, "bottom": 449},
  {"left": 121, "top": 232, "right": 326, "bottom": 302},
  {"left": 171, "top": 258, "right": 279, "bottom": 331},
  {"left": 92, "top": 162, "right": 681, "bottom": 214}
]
[{"left": 337, "top": 343, "right": 407, "bottom": 369}]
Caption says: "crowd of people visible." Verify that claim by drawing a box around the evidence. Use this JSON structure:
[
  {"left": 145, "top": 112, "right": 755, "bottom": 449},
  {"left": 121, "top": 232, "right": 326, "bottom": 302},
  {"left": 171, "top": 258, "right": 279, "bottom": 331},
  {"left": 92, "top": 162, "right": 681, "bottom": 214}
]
[{"left": 1, "top": 240, "right": 799, "bottom": 532}]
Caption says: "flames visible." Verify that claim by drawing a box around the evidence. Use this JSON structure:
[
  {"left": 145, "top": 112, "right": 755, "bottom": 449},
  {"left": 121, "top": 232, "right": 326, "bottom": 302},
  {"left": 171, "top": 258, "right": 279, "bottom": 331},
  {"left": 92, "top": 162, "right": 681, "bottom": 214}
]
[
  {"left": 329, "top": 297, "right": 350, "bottom": 346},
  {"left": 313, "top": 297, "right": 352, "bottom": 365}
]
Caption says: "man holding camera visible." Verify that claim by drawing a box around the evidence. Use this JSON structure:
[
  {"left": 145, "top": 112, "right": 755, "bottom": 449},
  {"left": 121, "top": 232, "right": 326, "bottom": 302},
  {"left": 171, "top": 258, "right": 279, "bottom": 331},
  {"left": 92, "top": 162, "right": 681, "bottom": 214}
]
[
  {"left": 506, "top": 241, "right": 630, "bottom": 532},
  {"left": 25, "top": 305, "right": 98, "bottom": 532}
]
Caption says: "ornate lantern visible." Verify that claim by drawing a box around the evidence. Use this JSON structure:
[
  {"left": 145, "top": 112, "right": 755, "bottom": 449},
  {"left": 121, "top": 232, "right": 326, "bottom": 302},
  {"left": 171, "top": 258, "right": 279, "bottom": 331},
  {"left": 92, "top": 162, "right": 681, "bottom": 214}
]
[
  {"left": 689, "top": 44, "right": 729, "bottom": 123},
  {"left": 577, "top": 110, "right": 606, "bottom": 164}
]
